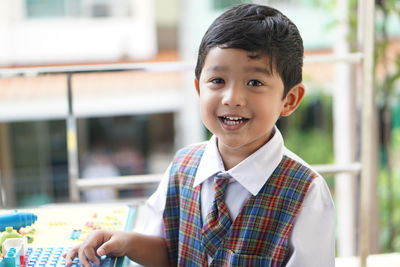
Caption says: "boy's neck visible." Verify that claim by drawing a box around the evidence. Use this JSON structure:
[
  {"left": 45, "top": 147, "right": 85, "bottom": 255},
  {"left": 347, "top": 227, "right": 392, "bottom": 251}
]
[
  {"left": 217, "top": 132, "right": 275, "bottom": 171},
  {"left": 219, "top": 147, "right": 250, "bottom": 170}
]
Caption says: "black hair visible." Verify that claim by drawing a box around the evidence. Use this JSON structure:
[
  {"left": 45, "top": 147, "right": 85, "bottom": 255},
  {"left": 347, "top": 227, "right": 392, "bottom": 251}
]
[{"left": 194, "top": 4, "right": 304, "bottom": 95}]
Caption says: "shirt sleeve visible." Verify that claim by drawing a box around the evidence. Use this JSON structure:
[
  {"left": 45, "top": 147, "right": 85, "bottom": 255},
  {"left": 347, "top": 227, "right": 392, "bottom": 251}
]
[
  {"left": 285, "top": 176, "right": 336, "bottom": 267},
  {"left": 134, "top": 164, "right": 171, "bottom": 237}
]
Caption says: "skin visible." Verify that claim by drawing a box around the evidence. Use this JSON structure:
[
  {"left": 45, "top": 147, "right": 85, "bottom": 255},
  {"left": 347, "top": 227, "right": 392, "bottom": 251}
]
[
  {"left": 63, "top": 230, "right": 169, "bottom": 267},
  {"left": 195, "top": 47, "right": 304, "bottom": 170},
  {"left": 63, "top": 47, "right": 304, "bottom": 267}
]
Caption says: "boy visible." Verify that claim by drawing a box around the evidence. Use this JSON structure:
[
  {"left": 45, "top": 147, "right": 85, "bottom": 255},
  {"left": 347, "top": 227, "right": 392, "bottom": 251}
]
[{"left": 64, "top": 4, "right": 335, "bottom": 266}]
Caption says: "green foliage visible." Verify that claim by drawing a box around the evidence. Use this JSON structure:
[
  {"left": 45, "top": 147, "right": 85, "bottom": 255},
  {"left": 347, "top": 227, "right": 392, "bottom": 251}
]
[
  {"left": 393, "top": 127, "right": 400, "bottom": 146},
  {"left": 280, "top": 92, "right": 334, "bottom": 165},
  {"left": 375, "top": 0, "right": 400, "bottom": 253},
  {"left": 283, "top": 128, "right": 334, "bottom": 164},
  {"left": 378, "top": 166, "right": 400, "bottom": 252},
  {"left": 310, "top": 0, "right": 400, "bottom": 253}
]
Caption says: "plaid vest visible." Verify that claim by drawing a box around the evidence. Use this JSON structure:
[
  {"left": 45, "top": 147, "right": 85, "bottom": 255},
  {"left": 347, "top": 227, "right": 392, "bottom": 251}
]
[{"left": 163, "top": 143, "right": 317, "bottom": 267}]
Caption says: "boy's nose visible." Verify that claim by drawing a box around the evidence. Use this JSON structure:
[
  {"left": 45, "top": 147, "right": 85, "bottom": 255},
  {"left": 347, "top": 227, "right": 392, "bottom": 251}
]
[{"left": 221, "top": 85, "right": 246, "bottom": 107}]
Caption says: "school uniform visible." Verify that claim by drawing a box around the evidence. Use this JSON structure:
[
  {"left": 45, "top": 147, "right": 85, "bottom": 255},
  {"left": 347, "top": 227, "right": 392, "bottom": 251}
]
[{"left": 137, "top": 127, "right": 335, "bottom": 266}]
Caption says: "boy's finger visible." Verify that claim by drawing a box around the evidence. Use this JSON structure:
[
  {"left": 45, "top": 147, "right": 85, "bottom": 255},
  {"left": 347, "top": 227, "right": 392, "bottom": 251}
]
[
  {"left": 63, "top": 246, "right": 79, "bottom": 267},
  {"left": 84, "top": 246, "right": 101, "bottom": 266},
  {"left": 78, "top": 247, "right": 96, "bottom": 267},
  {"left": 97, "top": 246, "right": 107, "bottom": 257},
  {"left": 96, "top": 238, "right": 120, "bottom": 257}
]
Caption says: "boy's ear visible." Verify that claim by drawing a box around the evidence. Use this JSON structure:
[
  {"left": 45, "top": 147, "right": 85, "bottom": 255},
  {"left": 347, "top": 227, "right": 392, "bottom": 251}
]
[
  {"left": 194, "top": 79, "right": 200, "bottom": 95},
  {"left": 280, "top": 83, "right": 305, "bottom": 117}
]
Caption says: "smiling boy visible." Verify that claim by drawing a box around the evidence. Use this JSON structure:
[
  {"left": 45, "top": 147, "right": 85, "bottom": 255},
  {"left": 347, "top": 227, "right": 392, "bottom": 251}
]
[
  {"left": 195, "top": 47, "right": 302, "bottom": 170},
  {"left": 65, "top": 4, "right": 335, "bottom": 267}
]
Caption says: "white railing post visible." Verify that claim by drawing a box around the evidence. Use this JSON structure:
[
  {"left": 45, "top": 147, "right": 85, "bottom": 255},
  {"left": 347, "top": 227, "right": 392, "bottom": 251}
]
[
  {"left": 359, "top": 0, "right": 377, "bottom": 266},
  {"left": 334, "top": 0, "right": 357, "bottom": 257}
]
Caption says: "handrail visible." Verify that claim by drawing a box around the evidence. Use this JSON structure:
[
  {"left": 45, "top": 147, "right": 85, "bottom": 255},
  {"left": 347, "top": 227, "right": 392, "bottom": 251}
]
[
  {"left": 312, "top": 162, "right": 362, "bottom": 175},
  {"left": 0, "top": 52, "right": 363, "bottom": 77},
  {"left": 77, "top": 174, "right": 163, "bottom": 189},
  {"left": 0, "top": 61, "right": 195, "bottom": 77},
  {"left": 75, "top": 162, "right": 362, "bottom": 190}
]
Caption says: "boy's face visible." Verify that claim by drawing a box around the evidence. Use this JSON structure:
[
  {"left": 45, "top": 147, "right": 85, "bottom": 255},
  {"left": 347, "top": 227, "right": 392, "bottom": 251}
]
[{"left": 195, "top": 47, "right": 304, "bottom": 155}]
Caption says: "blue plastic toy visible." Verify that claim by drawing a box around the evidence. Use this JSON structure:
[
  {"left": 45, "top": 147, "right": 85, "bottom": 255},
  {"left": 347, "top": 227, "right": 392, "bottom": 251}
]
[
  {"left": 0, "top": 213, "right": 37, "bottom": 232},
  {"left": 4, "top": 248, "right": 20, "bottom": 267},
  {"left": 26, "top": 247, "right": 116, "bottom": 267}
]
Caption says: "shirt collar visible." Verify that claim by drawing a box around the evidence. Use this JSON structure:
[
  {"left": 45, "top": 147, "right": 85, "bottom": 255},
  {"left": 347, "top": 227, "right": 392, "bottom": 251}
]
[{"left": 194, "top": 126, "right": 284, "bottom": 195}]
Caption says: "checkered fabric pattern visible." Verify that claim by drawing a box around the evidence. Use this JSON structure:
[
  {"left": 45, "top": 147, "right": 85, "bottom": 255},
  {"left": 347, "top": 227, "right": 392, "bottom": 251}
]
[
  {"left": 163, "top": 143, "right": 317, "bottom": 266},
  {"left": 163, "top": 143, "right": 207, "bottom": 267},
  {"left": 201, "top": 174, "right": 232, "bottom": 257}
]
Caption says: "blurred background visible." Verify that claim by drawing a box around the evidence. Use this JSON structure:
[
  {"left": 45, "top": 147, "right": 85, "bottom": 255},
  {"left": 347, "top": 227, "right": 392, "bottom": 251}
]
[{"left": 0, "top": 0, "right": 399, "bottom": 261}]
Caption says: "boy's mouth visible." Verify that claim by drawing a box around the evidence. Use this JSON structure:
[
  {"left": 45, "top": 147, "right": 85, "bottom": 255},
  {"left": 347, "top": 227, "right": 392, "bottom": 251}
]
[{"left": 219, "top": 116, "right": 249, "bottom": 126}]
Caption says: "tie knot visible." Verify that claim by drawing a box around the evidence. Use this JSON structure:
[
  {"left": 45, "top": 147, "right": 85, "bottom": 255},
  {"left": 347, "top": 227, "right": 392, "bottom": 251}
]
[{"left": 214, "top": 175, "right": 230, "bottom": 200}]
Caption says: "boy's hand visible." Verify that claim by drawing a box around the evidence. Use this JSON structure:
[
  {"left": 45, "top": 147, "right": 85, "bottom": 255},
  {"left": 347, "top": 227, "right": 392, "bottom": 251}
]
[{"left": 63, "top": 230, "right": 131, "bottom": 267}]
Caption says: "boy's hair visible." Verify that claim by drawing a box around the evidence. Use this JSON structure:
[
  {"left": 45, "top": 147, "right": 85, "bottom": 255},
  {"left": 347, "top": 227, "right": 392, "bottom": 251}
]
[{"left": 195, "top": 4, "right": 304, "bottom": 95}]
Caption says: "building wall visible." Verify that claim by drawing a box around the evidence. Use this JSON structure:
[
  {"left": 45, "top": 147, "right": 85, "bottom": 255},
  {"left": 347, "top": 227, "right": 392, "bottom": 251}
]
[{"left": 0, "top": 0, "right": 157, "bottom": 65}]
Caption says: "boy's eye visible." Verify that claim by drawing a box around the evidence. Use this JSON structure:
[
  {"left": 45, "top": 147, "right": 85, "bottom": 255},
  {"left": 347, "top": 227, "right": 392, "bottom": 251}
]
[
  {"left": 247, "top": 80, "right": 263, "bottom": 86},
  {"left": 211, "top": 78, "right": 225, "bottom": 84}
]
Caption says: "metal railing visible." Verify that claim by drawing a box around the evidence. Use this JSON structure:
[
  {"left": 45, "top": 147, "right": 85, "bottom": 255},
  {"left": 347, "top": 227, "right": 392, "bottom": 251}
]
[
  {"left": 0, "top": 51, "right": 369, "bottom": 196},
  {"left": 0, "top": 52, "right": 366, "bottom": 200}
]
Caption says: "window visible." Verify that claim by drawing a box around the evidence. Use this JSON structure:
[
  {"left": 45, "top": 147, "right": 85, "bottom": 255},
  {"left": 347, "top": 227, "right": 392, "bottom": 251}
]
[
  {"left": 25, "top": 0, "right": 73, "bottom": 18},
  {"left": 3, "top": 113, "right": 175, "bottom": 207},
  {"left": 25, "top": 0, "right": 132, "bottom": 19}
]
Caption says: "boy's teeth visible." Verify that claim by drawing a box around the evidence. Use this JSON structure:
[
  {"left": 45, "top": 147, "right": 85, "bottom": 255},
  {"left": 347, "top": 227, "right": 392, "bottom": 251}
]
[
  {"left": 222, "top": 116, "right": 246, "bottom": 125},
  {"left": 226, "top": 116, "right": 241, "bottom": 120},
  {"left": 224, "top": 116, "right": 243, "bottom": 120}
]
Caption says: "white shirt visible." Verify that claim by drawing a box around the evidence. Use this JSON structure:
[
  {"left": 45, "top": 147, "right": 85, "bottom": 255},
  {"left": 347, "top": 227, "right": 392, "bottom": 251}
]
[{"left": 136, "top": 128, "right": 335, "bottom": 267}]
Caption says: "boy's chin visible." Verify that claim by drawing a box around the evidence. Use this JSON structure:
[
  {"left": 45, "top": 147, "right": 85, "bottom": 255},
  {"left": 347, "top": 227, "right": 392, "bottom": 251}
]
[{"left": 216, "top": 133, "right": 273, "bottom": 151}]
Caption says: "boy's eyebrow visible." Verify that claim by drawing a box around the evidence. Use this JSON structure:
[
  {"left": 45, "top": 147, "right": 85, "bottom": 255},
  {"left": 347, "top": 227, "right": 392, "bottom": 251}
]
[
  {"left": 204, "top": 65, "right": 228, "bottom": 73},
  {"left": 244, "top": 66, "right": 273, "bottom": 76}
]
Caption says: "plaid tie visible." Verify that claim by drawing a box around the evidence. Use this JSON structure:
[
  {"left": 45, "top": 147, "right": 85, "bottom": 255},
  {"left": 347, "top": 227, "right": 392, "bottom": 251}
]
[{"left": 201, "top": 174, "right": 232, "bottom": 257}]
